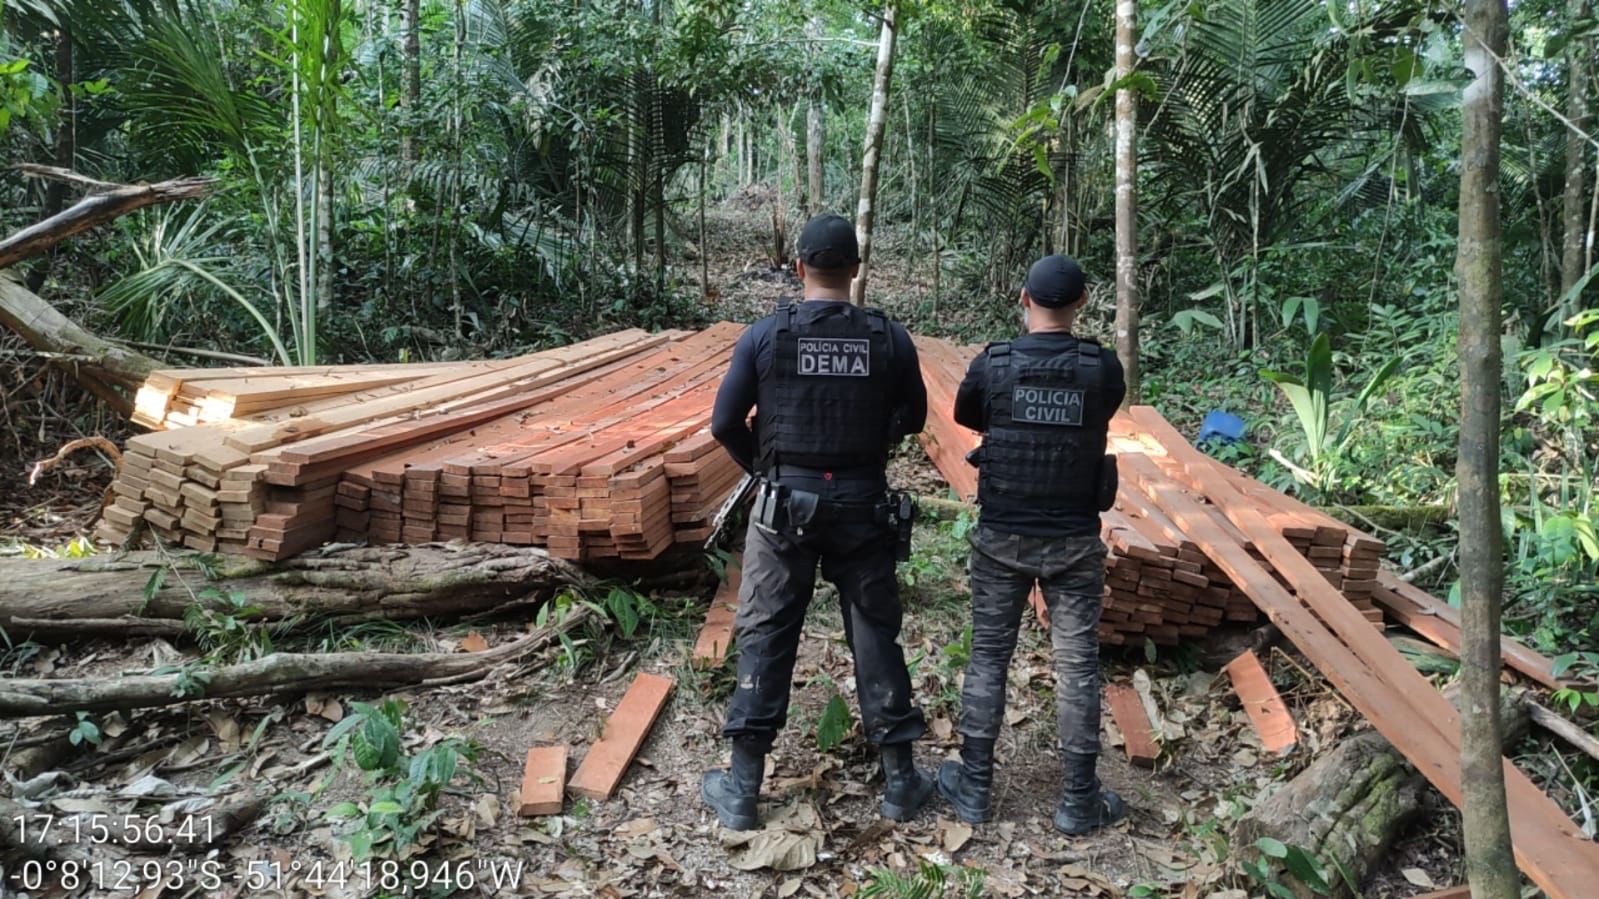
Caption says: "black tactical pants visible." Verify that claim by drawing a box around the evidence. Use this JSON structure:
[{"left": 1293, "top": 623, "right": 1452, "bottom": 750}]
[
  {"left": 721, "top": 517, "right": 927, "bottom": 753},
  {"left": 960, "top": 525, "right": 1107, "bottom": 757}
]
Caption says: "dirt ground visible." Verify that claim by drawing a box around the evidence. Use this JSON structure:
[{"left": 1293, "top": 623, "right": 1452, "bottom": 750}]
[{"left": 0, "top": 200, "right": 1478, "bottom": 898}]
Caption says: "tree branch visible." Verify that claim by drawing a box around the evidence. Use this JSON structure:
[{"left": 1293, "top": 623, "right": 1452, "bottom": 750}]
[{"left": 0, "top": 174, "right": 216, "bottom": 271}]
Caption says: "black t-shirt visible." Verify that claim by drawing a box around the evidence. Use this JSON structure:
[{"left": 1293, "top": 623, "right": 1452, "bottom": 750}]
[
  {"left": 953, "top": 332, "right": 1127, "bottom": 537},
  {"left": 711, "top": 300, "right": 927, "bottom": 500}
]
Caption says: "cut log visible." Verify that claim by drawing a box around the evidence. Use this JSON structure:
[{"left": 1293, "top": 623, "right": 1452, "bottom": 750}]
[
  {"left": 0, "top": 544, "right": 593, "bottom": 638},
  {"left": 1234, "top": 687, "right": 1529, "bottom": 898},
  {"left": 0, "top": 605, "right": 594, "bottom": 717}
]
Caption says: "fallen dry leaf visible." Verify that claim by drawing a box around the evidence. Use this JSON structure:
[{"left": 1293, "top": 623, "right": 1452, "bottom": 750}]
[
  {"left": 614, "top": 817, "right": 659, "bottom": 840},
  {"left": 721, "top": 802, "right": 823, "bottom": 872},
  {"left": 460, "top": 631, "right": 490, "bottom": 653},
  {"left": 305, "top": 693, "right": 344, "bottom": 723},
  {"left": 940, "top": 818, "right": 973, "bottom": 853},
  {"left": 1401, "top": 868, "right": 1435, "bottom": 888}
]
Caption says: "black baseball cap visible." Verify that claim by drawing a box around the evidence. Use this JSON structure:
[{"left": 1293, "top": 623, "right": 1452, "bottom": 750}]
[
  {"left": 1024, "top": 255, "right": 1086, "bottom": 308},
  {"left": 797, "top": 214, "right": 861, "bottom": 269}
]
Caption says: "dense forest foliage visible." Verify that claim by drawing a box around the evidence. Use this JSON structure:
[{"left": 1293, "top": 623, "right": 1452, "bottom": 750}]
[{"left": 2, "top": 0, "right": 1595, "bottom": 663}]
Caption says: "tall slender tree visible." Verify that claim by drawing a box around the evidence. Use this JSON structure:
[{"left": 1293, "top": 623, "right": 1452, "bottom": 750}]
[
  {"left": 851, "top": 3, "right": 898, "bottom": 305},
  {"left": 1113, "top": 0, "right": 1140, "bottom": 406},
  {"left": 806, "top": 15, "right": 825, "bottom": 216},
  {"left": 1456, "top": 0, "right": 1517, "bottom": 894},
  {"left": 1559, "top": 0, "right": 1592, "bottom": 316},
  {"left": 399, "top": 0, "right": 420, "bottom": 166}
]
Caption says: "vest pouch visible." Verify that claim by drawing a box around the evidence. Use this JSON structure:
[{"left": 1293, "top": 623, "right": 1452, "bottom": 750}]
[
  {"left": 964, "top": 446, "right": 983, "bottom": 468},
  {"left": 784, "top": 488, "right": 821, "bottom": 531},
  {"left": 1097, "top": 454, "right": 1119, "bottom": 512}
]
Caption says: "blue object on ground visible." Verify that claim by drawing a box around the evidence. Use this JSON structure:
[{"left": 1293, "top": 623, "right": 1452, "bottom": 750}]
[{"left": 1198, "top": 411, "right": 1246, "bottom": 446}]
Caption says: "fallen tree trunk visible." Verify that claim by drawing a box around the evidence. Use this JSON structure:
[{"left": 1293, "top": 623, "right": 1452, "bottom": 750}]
[
  {"left": 0, "top": 543, "right": 595, "bottom": 639},
  {"left": 0, "top": 604, "right": 594, "bottom": 717},
  {"left": 1, "top": 169, "right": 215, "bottom": 411},
  {"left": 1, "top": 274, "right": 160, "bottom": 413},
  {"left": 0, "top": 171, "right": 215, "bottom": 271},
  {"left": 1234, "top": 687, "right": 1529, "bottom": 897}
]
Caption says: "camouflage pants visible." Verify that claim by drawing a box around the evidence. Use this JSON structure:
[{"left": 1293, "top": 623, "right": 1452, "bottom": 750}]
[
  {"left": 960, "top": 525, "right": 1107, "bottom": 757},
  {"left": 721, "top": 517, "right": 927, "bottom": 753}
]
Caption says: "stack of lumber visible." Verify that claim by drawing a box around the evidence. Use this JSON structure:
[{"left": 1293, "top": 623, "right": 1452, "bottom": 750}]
[
  {"left": 131, "top": 362, "right": 484, "bottom": 430},
  {"left": 97, "top": 326, "right": 747, "bottom": 563},
  {"left": 1115, "top": 403, "right": 1599, "bottom": 898},
  {"left": 914, "top": 336, "right": 1387, "bottom": 646},
  {"left": 329, "top": 323, "right": 742, "bottom": 561}
]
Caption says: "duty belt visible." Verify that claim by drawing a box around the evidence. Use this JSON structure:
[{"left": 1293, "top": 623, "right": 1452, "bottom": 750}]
[{"left": 767, "top": 463, "right": 886, "bottom": 484}]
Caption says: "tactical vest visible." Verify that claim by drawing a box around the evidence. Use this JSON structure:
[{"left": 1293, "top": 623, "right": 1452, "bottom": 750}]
[
  {"left": 976, "top": 339, "right": 1107, "bottom": 509},
  {"left": 756, "top": 303, "right": 896, "bottom": 473}
]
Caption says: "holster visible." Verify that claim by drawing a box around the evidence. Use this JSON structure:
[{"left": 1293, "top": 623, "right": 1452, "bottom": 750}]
[
  {"left": 751, "top": 480, "right": 789, "bottom": 532},
  {"left": 885, "top": 491, "right": 917, "bottom": 561},
  {"left": 1097, "top": 454, "right": 1119, "bottom": 512}
]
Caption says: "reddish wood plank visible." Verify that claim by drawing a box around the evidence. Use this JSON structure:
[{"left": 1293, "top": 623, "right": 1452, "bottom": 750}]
[
  {"left": 1371, "top": 572, "right": 1565, "bottom": 691},
  {"left": 692, "top": 558, "right": 742, "bottom": 668},
  {"left": 568, "top": 673, "right": 676, "bottom": 801},
  {"left": 1224, "top": 650, "right": 1299, "bottom": 755},
  {"left": 1126, "top": 406, "right": 1599, "bottom": 898},
  {"left": 1105, "top": 683, "right": 1160, "bottom": 768},
  {"left": 517, "top": 745, "right": 567, "bottom": 816}
]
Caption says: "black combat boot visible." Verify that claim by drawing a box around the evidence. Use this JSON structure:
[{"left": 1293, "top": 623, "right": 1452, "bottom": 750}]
[
  {"left": 1052, "top": 751, "right": 1126, "bottom": 835},
  {"left": 935, "top": 737, "right": 996, "bottom": 824},
  {"left": 701, "top": 740, "right": 764, "bottom": 831},
  {"left": 879, "top": 742, "right": 935, "bottom": 821}
]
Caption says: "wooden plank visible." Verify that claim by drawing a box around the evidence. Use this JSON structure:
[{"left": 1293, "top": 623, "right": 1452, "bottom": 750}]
[
  {"left": 1125, "top": 407, "right": 1599, "bottom": 898},
  {"left": 1105, "top": 683, "right": 1160, "bottom": 768},
  {"left": 692, "top": 558, "right": 741, "bottom": 668},
  {"left": 568, "top": 673, "right": 676, "bottom": 801},
  {"left": 517, "top": 745, "right": 568, "bottom": 816},
  {"left": 1224, "top": 650, "right": 1299, "bottom": 755},
  {"left": 1371, "top": 572, "right": 1565, "bottom": 691},
  {"left": 225, "top": 329, "right": 664, "bottom": 452}
]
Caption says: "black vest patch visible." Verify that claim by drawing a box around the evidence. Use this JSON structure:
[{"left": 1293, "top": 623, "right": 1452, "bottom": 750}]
[
  {"left": 1012, "top": 385, "right": 1085, "bottom": 426},
  {"left": 796, "top": 337, "right": 871, "bottom": 376}
]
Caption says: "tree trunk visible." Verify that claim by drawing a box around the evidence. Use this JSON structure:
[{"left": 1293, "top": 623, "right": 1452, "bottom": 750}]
[
  {"left": 316, "top": 153, "right": 335, "bottom": 311},
  {"left": 630, "top": 75, "right": 648, "bottom": 281},
  {"left": 399, "top": 0, "right": 420, "bottom": 166},
  {"left": 1114, "top": 0, "right": 1141, "bottom": 406},
  {"left": 1560, "top": 0, "right": 1593, "bottom": 316},
  {"left": 27, "top": 24, "right": 75, "bottom": 293},
  {"left": 1456, "top": 0, "right": 1517, "bottom": 893},
  {"left": 806, "top": 18, "right": 825, "bottom": 215},
  {"left": 700, "top": 154, "right": 710, "bottom": 302},
  {"left": 0, "top": 606, "right": 594, "bottom": 718},
  {"left": 850, "top": 3, "right": 899, "bottom": 306},
  {"left": 1236, "top": 688, "right": 1529, "bottom": 898},
  {"left": 0, "top": 275, "right": 160, "bottom": 414},
  {"left": 0, "top": 544, "right": 593, "bottom": 639}
]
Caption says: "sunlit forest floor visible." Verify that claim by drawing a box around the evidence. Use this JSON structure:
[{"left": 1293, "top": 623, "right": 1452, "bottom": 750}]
[{"left": 0, "top": 197, "right": 1477, "bottom": 897}]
